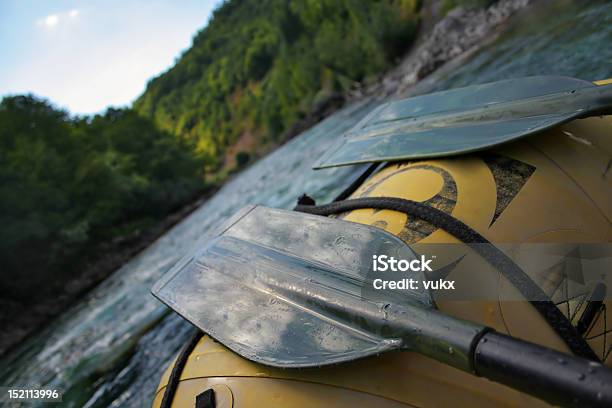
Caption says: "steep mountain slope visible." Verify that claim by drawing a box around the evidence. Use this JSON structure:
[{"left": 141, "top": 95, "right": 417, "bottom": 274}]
[{"left": 135, "top": 0, "right": 419, "bottom": 172}]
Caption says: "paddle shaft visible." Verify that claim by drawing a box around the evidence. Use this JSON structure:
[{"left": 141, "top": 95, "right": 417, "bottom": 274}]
[
  {"left": 388, "top": 306, "right": 611, "bottom": 407},
  {"left": 472, "top": 331, "right": 612, "bottom": 408},
  {"left": 352, "top": 300, "right": 612, "bottom": 407}
]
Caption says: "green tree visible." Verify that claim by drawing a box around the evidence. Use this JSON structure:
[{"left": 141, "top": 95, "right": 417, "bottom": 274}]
[{"left": 0, "top": 96, "right": 204, "bottom": 298}]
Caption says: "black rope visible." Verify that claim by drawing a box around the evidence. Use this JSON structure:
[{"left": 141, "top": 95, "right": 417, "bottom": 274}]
[
  {"left": 160, "top": 328, "right": 204, "bottom": 408},
  {"left": 295, "top": 196, "right": 598, "bottom": 361}
]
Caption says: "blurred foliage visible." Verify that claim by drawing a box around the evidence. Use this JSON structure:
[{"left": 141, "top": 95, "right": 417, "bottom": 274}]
[
  {"left": 0, "top": 96, "right": 204, "bottom": 297},
  {"left": 235, "top": 151, "right": 250, "bottom": 167},
  {"left": 135, "top": 0, "right": 420, "bottom": 172}
]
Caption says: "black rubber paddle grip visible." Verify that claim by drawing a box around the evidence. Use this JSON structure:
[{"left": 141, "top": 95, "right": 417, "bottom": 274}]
[{"left": 473, "top": 332, "right": 612, "bottom": 407}]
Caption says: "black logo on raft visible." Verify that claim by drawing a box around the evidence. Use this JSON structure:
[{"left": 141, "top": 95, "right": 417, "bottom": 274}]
[{"left": 352, "top": 156, "right": 535, "bottom": 244}]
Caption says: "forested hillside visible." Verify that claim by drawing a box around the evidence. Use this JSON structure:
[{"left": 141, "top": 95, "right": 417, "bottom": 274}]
[
  {"left": 136, "top": 0, "right": 419, "bottom": 172},
  {"left": 0, "top": 0, "right": 423, "bottom": 308},
  {"left": 0, "top": 96, "right": 203, "bottom": 297}
]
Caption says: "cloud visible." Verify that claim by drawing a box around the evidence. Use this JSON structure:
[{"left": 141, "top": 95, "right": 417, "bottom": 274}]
[
  {"left": 7, "top": 2, "right": 216, "bottom": 114},
  {"left": 37, "top": 9, "right": 79, "bottom": 29},
  {"left": 42, "top": 14, "right": 59, "bottom": 28}
]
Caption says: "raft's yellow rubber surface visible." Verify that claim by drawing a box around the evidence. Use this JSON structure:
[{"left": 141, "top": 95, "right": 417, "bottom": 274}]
[{"left": 153, "top": 114, "right": 612, "bottom": 407}]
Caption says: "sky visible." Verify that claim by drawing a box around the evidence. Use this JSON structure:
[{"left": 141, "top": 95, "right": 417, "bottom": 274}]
[{"left": 0, "top": 0, "right": 219, "bottom": 115}]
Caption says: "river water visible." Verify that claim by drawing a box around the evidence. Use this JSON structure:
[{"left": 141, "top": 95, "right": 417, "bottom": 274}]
[{"left": 1, "top": 1, "right": 610, "bottom": 406}]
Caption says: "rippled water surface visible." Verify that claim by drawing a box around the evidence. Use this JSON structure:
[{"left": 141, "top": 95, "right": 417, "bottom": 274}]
[{"left": 1, "top": 1, "right": 610, "bottom": 406}]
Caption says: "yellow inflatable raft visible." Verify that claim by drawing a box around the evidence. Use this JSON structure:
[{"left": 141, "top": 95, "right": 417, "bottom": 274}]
[{"left": 153, "top": 79, "right": 612, "bottom": 407}]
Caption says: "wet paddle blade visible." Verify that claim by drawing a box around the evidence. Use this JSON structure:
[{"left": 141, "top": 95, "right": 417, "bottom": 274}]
[
  {"left": 315, "top": 76, "right": 612, "bottom": 169},
  {"left": 152, "top": 205, "right": 447, "bottom": 368}
]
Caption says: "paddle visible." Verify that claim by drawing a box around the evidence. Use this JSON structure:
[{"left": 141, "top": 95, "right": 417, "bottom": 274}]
[
  {"left": 315, "top": 76, "right": 612, "bottom": 169},
  {"left": 153, "top": 205, "right": 612, "bottom": 407}
]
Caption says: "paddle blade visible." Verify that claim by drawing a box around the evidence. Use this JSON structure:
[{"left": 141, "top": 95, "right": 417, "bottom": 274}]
[
  {"left": 315, "top": 76, "right": 612, "bottom": 169},
  {"left": 152, "top": 205, "right": 431, "bottom": 367}
]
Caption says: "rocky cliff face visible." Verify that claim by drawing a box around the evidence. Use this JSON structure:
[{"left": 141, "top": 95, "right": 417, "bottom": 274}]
[{"left": 352, "top": 0, "right": 532, "bottom": 100}]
